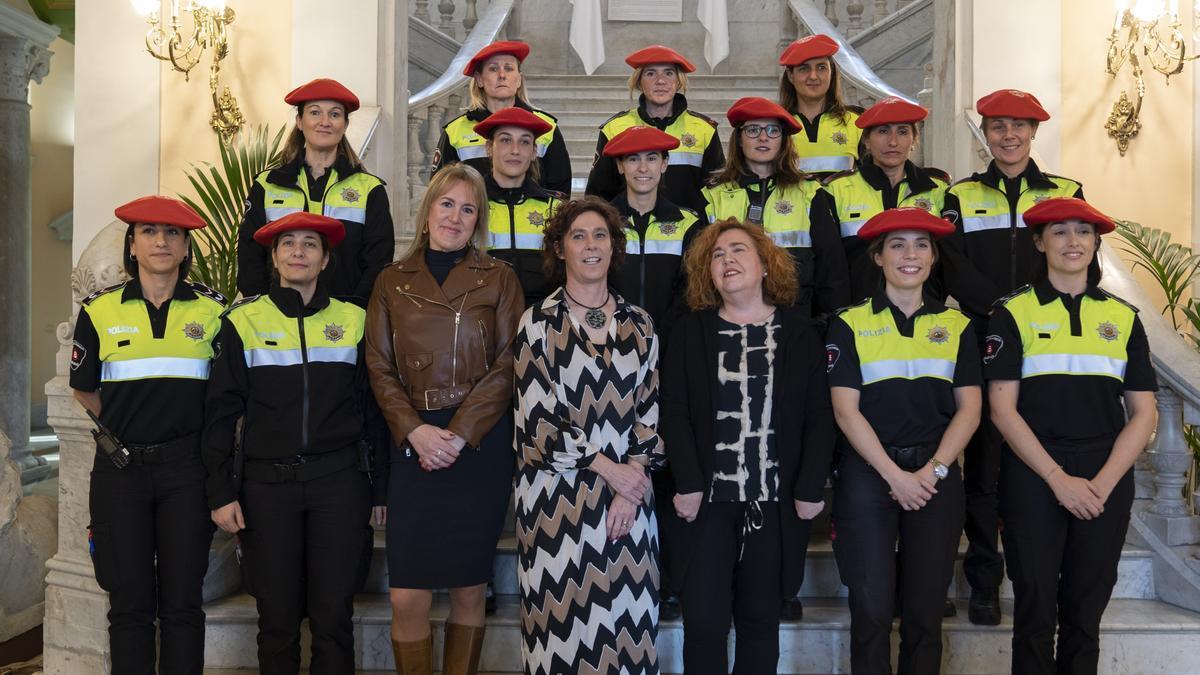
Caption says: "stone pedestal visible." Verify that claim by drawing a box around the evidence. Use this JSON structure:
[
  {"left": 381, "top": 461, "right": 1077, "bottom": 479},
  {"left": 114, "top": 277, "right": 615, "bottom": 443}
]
[{"left": 0, "top": 6, "right": 57, "bottom": 484}]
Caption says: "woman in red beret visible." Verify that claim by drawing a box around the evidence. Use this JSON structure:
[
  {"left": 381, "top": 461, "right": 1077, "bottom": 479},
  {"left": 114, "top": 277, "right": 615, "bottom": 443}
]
[
  {"left": 205, "top": 212, "right": 379, "bottom": 675},
  {"left": 826, "top": 207, "right": 981, "bottom": 674},
  {"left": 585, "top": 45, "right": 726, "bottom": 215},
  {"left": 938, "top": 88, "right": 1085, "bottom": 626},
  {"left": 985, "top": 198, "right": 1156, "bottom": 675},
  {"left": 702, "top": 96, "right": 849, "bottom": 321},
  {"left": 71, "top": 196, "right": 225, "bottom": 675},
  {"left": 237, "top": 77, "right": 395, "bottom": 308},
  {"left": 777, "top": 34, "right": 862, "bottom": 177},
  {"left": 433, "top": 40, "right": 572, "bottom": 195},
  {"left": 474, "top": 106, "right": 563, "bottom": 309},
  {"left": 812, "top": 97, "right": 948, "bottom": 303}
]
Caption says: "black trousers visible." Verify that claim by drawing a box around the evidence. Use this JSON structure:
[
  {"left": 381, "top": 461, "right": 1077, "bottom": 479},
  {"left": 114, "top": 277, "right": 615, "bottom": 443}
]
[
  {"left": 999, "top": 442, "right": 1134, "bottom": 675},
  {"left": 652, "top": 467, "right": 682, "bottom": 596},
  {"left": 681, "top": 500, "right": 783, "bottom": 675},
  {"left": 832, "top": 452, "right": 964, "bottom": 675},
  {"left": 88, "top": 453, "right": 214, "bottom": 675},
  {"left": 962, "top": 386, "right": 1005, "bottom": 593},
  {"left": 239, "top": 466, "right": 372, "bottom": 675}
]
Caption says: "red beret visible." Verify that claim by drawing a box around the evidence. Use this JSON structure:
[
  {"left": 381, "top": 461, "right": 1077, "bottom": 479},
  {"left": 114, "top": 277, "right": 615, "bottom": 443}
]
[
  {"left": 464, "top": 41, "right": 530, "bottom": 76},
  {"left": 284, "top": 78, "right": 360, "bottom": 113},
  {"left": 625, "top": 45, "right": 696, "bottom": 72},
  {"left": 975, "top": 89, "right": 1050, "bottom": 122},
  {"left": 115, "top": 196, "right": 206, "bottom": 230},
  {"left": 855, "top": 97, "right": 928, "bottom": 129},
  {"left": 253, "top": 212, "right": 346, "bottom": 249},
  {"left": 779, "top": 34, "right": 839, "bottom": 67},
  {"left": 726, "top": 97, "right": 803, "bottom": 134},
  {"left": 602, "top": 126, "right": 680, "bottom": 157},
  {"left": 472, "top": 106, "right": 553, "bottom": 139},
  {"left": 1022, "top": 197, "right": 1115, "bottom": 235},
  {"left": 858, "top": 207, "right": 955, "bottom": 240}
]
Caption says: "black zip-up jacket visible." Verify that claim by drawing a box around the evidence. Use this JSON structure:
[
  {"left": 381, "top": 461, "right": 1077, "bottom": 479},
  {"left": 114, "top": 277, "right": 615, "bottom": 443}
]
[
  {"left": 939, "top": 159, "right": 1083, "bottom": 327},
  {"left": 202, "top": 283, "right": 384, "bottom": 508},
  {"left": 586, "top": 94, "right": 725, "bottom": 215},
  {"left": 433, "top": 98, "right": 573, "bottom": 195},
  {"left": 609, "top": 193, "right": 705, "bottom": 346},
  {"left": 485, "top": 174, "right": 562, "bottom": 308},
  {"left": 237, "top": 154, "right": 395, "bottom": 307}
]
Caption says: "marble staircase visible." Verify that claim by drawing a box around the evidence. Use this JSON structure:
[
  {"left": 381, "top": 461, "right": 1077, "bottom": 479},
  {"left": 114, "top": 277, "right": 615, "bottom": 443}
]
[{"left": 200, "top": 522, "right": 1200, "bottom": 674}]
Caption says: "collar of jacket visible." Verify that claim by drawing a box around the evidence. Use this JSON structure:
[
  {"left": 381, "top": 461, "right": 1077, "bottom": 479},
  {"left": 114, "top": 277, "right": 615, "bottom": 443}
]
[
  {"left": 869, "top": 287, "right": 948, "bottom": 316},
  {"left": 268, "top": 281, "right": 331, "bottom": 317},
  {"left": 485, "top": 173, "right": 554, "bottom": 203},
  {"left": 611, "top": 193, "right": 685, "bottom": 223},
  {"left": 1033, "top": 277, "right": 1105, "bottom": 305},
  {"left": 266, "top": 152, "right": 360, "bottom": 189},
  {"left": 637, "top": 93, "right": 689, "bottom": 128},
  {"left": 122, "top": 275, "right": 197, "bottom": 304},
  {"left": 736, "top": 169, "right": 776, "bottom": 190},
  {"left": 465, "top": 97, "right": 539, "bottom": 123},
  {"left": 859, "top": 159, "right": 937, "bottom": 195},
  {"left": 393, "top": 245, "right": 500, "bottom": 303},
  {"left": 977, "top": 158, "right": 1056, "bottom": 192}
]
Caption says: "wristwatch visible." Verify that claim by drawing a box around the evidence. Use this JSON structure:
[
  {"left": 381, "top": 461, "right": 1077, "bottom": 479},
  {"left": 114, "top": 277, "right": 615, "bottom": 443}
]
[{"left": 929, "top": 458, "right": 949, "bottom": 481}]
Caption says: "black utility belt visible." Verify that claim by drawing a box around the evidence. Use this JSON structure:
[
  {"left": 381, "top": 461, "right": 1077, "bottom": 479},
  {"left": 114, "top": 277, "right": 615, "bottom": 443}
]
[
  {"left": 120, "top": 433, "right": 201, "bottom": 465},
  {"left": 243, "top": 445, "right": 358, "bottom": 484},
  {"left": 884, "top": 443, "right": 937, "bottom": 472}
]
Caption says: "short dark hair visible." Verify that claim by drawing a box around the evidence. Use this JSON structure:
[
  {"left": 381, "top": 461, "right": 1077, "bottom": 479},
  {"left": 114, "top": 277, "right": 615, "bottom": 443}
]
[
  {"left": 541, "top": 197, "right": 627, "bottom": 285},
  {"left": 122, "top": 224, "right": 193, "bottom": 280}
]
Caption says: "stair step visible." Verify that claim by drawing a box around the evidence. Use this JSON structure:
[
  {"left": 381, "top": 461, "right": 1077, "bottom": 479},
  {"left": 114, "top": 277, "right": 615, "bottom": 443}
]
[{"left": 202, "top": 594, "right": 1200, "bottom": 673}]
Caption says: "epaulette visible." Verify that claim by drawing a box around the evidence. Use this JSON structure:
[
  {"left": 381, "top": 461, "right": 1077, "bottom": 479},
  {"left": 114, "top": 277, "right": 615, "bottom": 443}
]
[
  {"left": 599, "top": 109, "right": 632, "bottom": 129},
  {"left": 679, "top": 206, "right": 699, "bottom": 218},
  {"left": 993, "top": 284, "right": 1033, "bottom": 309},
  {"left": 185, "top": 280, "right": 228, "bottom": 306},
  {"left": 221, "top": 294, "right": 261, "bottom": 318},
  {"left": 545, "top": 189, "right": 568, "bottom": 201},
  {"left": 820, "top": 168, "right": 858, "bottom": 186},
  {"left": 686, "top": 110, "right": 719, "bottom": 128},
  {"left": 80, "top": 281, "right": 129, "bottom": 306},
  {"left": 833, "top": 297, "right": 872, "bottom": 318},
  {"left": 1098, "top": 288, "right": 1139, "bottom": 313},
  {"left": 948, "top": 174, "right": 985, "bottom": 189},
  {"left": 530, "top": 107, "right": 559, "bottom": 123}
]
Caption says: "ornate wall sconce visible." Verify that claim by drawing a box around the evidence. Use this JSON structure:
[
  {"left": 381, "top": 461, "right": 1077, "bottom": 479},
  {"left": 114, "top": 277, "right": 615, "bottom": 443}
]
[
  {"left": 131, "top": 0, "right": 244, "bottom": 144},
  {"left": 1104, "top": 0, "right": 1199, "bottom": 155}
]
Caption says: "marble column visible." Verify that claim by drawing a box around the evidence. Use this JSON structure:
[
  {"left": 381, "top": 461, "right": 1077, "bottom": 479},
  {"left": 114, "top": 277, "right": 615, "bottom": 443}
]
[{"left": 0, "top": 14, "right": 55, "bottom": 483}]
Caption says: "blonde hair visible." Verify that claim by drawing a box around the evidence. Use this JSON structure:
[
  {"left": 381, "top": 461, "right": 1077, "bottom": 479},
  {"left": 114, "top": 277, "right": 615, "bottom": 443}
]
[
  {"left": 683, "top": 219, "right": 799, "bottom": 310},
  {"left": 279, "top": 104, "right": 364, "bottom": 170},
  {"left": 404, "top": 164, "right": 491, "bottom": 259},
  {"left": 467, "top": 58, "right": 533, "bottom": 110},
  {"left": 627, "top": 66, "right": 689, "bottom": 99}
]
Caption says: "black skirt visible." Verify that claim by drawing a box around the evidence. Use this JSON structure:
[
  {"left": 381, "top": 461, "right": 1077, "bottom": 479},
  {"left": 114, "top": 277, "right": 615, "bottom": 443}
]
[{"left": 386, "top": 406, "right": 514, "bottom": 588}]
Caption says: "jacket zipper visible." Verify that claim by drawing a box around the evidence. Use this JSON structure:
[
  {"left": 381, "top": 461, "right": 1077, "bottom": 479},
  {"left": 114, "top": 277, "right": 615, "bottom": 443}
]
[
  {"left": 479, "top": 320, "right": 490, "bottom": 371},
  {"left": 507, "top": 202, "right": 517, "bottom": 250},
  {"left": 297, "top": 314, "right": 310, "bottom": 452},
  {"left": 1010, "top": 180, "right": 1024, "bottom": 291},
  {"left": 397, "top": 287, "right": 470, "bottom": 386}
]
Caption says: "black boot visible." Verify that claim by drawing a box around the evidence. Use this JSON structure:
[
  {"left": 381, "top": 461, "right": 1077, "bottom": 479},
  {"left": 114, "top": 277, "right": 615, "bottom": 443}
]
[{"left": 968, "top": 588, "right": 1001, "bottom": 625}]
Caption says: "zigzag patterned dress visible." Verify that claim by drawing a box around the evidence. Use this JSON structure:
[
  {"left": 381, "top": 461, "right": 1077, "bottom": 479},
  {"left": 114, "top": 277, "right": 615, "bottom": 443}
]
[{"left": 513, "top": 289, "right": 665, "bottom": 675}]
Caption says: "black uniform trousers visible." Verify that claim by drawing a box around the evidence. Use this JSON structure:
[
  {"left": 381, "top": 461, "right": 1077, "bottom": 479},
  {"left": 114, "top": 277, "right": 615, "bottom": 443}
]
[
  {"left": 681, "top": 500, "right": 787, "bottom": 675},
  {"left": 88, "top": 452, "right": 214, "bottom": 675},
  {"left": 962, "top": 379, "right": 1006, "bottom": 594},
  {"left": 239, "top": 465, "right": 372, "bottom": 675},
  {"left": 832, "top": 451, "right": 964, "bottom": 675},
  {"left": 999, "top": 441, "right": 1134, "bottom": 675}
]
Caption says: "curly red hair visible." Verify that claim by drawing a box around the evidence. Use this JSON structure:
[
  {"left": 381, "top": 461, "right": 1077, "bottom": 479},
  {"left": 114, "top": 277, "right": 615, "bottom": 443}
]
[{"left": 683, "top": 219, "right": 799, "bottom": 310}]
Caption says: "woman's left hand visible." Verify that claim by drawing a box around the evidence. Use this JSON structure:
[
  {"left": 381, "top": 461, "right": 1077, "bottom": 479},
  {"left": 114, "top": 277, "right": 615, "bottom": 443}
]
[
  {"left": 372, "top": 506, "right": 387, "bottom": 526},
  {"left": 794, "top": 499, "right": 824, "bottom": 520},
  {"left": 606, "top": 494, "right": 639, "bottom": 541}
]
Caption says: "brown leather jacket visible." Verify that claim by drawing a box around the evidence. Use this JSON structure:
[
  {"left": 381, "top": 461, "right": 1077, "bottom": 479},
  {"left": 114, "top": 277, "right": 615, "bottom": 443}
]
[{"left": 365, "top": 247, "right": 524, "bottom": 448}]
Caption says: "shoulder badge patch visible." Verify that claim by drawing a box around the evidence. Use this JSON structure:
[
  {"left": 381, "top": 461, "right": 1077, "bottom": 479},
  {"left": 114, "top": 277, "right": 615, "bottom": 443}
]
[
  {"left": 927, "top": 325, "right": 950, "bottom": 344},
  {"left": 183, "top": 322, "right": 206, "bottom": 341},
  {"left": 340, "top": 187, "right": 361, "bottom": 203},
  {"left": 527, "top": 211, "right": 545, "bottom": 227},
  {"left": 680, "top": 133, "right": 697, "bottom": 148},
  {"left": 658, "top": 221, "right": 679, "bottom": 236},
  {"left": 825, "top": 344, "right": 840, "bottom": 372},
  {"left": 831, "top": 131, "right": 848, "bottom": 146},
  {"left": 913, "top": 197, "right": 933, "bottom": 212},
  {"left": 70, "top": 341, "right": 86, "bottom": 371},
  {"left": 324, "top": 323, "right": 345, "bottom": 343},
  {"left": 983, "top": 335, "right": 1004, "bottom": 364},
  {"left": 774, "top": 200, "right": 794, "bottom": 216},
  {"left": 1097, "top": 321, "right": 1120, "bottom": 342}
]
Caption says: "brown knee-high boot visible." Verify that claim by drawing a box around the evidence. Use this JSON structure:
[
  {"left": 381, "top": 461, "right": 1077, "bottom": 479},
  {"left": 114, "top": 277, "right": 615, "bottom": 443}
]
[
  {"left": 442, "top": 622, "right": 486, "bottom": 675},
  {"left": 391, "top": 631, "right": 433, "bottom": 675}
]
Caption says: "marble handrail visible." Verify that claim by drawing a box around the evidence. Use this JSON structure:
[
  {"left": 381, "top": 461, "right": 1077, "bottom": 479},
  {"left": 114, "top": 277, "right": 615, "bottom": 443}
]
[{"left": 409, "top": 0, "right": 514, "bottom": 111}]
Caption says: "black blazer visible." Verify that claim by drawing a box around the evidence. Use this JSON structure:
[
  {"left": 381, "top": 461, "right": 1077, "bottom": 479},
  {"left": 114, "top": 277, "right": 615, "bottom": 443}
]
[{"left": 660, "top": 305, "right": 836, "bottom": 596}]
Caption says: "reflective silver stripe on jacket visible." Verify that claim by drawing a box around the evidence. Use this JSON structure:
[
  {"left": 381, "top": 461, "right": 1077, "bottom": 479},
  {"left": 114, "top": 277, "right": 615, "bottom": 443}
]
[
  {"left": 626, "top": 238, "right": 685, "bottom": 255},
  {"left": 860, "top": 358, "right": 956, "bottom": 384},
  {"left": 488, "top": 231, "right": 545, "bottom": 250},
  {"left": 264, "top": 206, "right": 303, "bottom": 222},
  {"left": 797, "top": 156, "right": 854, "bottom": 173},
  {"left": 1021, "top": 353, "right": 1127, "bottom": 379},
  {"left": 768, "top": 229, "right": 813, "bottom": 248},
  {"left": 668, "top": 152, "right": 704, "bottom": 167},
  {"left": 101, "top": 357, "right": 211, "bottom": 381},
  {"left": 962, "top": 213, "right": 1029, "bottom": 233},
  {"left": 325, "top": 206, "right": 366, "bottom": 223}
]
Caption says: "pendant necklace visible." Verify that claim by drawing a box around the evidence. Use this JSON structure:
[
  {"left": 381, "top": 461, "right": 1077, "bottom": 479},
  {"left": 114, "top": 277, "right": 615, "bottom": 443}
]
[{"left": 564, "top": 287, "right": 610, "bottom": 329}]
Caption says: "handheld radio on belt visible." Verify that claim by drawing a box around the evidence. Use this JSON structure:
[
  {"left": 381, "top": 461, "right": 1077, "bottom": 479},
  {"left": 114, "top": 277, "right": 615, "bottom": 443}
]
[{"left": 85, "top": 409, "right": 132, "bottom": 469}]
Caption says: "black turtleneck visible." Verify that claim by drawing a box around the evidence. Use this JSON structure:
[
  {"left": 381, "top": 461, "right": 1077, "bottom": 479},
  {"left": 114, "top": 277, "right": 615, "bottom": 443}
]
[
  {"left": 269, "top": 281, "right": 330, "bottom": 318},
  {"left": 425, "top": 246, "right": 468, "bottom": 286}
]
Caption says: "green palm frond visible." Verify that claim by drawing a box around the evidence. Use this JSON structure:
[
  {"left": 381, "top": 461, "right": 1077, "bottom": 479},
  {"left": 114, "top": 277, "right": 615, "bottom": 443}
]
[
  {"left": 182, "top": 125, "right": 285, "bottom": 303},
  {"left": 1114, "top": 219, "right": 1200, "bottom": 330}
]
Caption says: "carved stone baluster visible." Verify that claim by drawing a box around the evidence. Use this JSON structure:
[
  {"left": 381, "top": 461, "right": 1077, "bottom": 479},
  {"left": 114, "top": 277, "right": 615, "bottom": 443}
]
[
  {"left": 414, "top": 0, "right": 431, "bottom": 24},
  {"left": 1148, "top": 385, "right": 1191, "bottom": 517},
  {"left": 408, "top": 111, "right": 427, "bottom": 204},
  {"left": 824, "top": 0, "right": 840, "bottom": 28},
  {"left": 464, "top": 0, "right": 479, "bottom": 34},
  {"left": 425, "top": 103, "right": 447, "bottom": 181},
  {"left": 447, "top": 91, "right": 464, "bottom": 118},
  {"left": 874, "top": 0, "right": 890, "bottom": 25},
  {"left": 438, "top": 0, "right": 456, "bottom": 37},
  {"left": 779, "top": 1, "right": 799, "bottom": 51},
  {"left": 847, "top": 1, "right": 865, "bottom": 35}
]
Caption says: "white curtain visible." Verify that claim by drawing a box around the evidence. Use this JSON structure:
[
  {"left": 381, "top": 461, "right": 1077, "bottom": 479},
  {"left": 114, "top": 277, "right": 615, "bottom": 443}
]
[
  {"left": 569, "top": 0, "right": 605, "bottom": 75},
  {"left": 697, "top": 0, "right": 730, "bottom": 71}
]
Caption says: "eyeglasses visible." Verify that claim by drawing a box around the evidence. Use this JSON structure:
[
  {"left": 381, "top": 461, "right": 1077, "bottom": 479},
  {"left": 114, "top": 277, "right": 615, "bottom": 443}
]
[{"left": 741, "top": 124, "right": 784, "bottom": 139}]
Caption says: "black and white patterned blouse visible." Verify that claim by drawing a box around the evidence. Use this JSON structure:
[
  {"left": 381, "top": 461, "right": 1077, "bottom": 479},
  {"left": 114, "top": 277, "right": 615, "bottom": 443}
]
[{"left": 710, "top": 314, "right": 780, "bottom": 502}]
